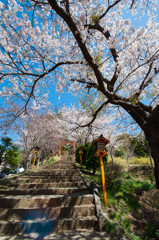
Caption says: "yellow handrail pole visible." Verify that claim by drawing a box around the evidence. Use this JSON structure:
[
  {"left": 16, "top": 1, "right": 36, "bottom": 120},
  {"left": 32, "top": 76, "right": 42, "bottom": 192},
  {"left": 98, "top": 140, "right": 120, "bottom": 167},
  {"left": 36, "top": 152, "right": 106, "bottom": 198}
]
[
  {"left": 49, "top": 153, "right": 51, "bottom": 164},
  {"left": 32, "top": 151, "right": 38, "bottom": 169},
  {"left": 80, "top": 154, "right": 82, "bottom": 169},
  {"left": 100, "top": 155, "right": 108, "bottom": 207}
]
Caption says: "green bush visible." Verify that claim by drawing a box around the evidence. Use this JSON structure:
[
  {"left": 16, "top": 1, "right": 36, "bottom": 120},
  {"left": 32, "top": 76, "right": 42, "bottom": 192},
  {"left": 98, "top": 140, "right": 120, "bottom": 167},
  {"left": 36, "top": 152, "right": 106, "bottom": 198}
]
[
  {"left": 143, "top": 223, "right": 159, "bottom": 240},
  {"left": 115, "top": 147, "right": 125, "bottom": 158},
  {"left": 105, "top": 219, "right": 116, "bottom": 234},
  {"left": 0, "top": 137, "right": 21, "bottom": 167},
  {"left": 133, "top": 137, "right": 149, "bottom": 157},
  {"left": 61, "top": 145, "right": 72, "bottom": 154},
  {"left": 76, "top": 142, "right": 108, "bottom": 174}
]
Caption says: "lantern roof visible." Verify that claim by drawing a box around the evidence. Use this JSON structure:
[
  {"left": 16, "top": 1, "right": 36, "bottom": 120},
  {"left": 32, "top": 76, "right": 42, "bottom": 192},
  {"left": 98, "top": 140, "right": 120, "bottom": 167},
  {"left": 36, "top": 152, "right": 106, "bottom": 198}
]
[
  {"left": 34, "top": 146, "right": 40, "bottom": 151},
  {"left": 79, "top": 146, "right": 84, "bottom": 150},
  {"left": 92, "top": 134, "right": 110, "bottom": 146}
]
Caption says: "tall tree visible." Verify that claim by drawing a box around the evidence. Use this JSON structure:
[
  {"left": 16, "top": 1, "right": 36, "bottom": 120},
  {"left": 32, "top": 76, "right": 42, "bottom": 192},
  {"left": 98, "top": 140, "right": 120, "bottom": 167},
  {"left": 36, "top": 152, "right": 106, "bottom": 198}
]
[
  {"left": 0, "top": 0, "right": 159, "bottom": 187},
  {"left": 0, "top": 137, "right": 20, "bottom": 167}
]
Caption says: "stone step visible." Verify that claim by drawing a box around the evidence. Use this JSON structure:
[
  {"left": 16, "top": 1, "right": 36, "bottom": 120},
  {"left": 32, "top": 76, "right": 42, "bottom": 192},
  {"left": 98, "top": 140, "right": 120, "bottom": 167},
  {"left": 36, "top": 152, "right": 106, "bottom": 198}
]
[
  {"left": 40, "top": 166, "right": 76, "bottom": 169},
  {"left": 25, "top": 174, "right": 79, "bottom": 177},
  {"left": 1, "top": 181, "right": 85, "bottom": 189},
  {"left": 0, "top": 205, "right": 95, "bottom": 220},
  {"left": 37, "top": 169, "right": 76, "bottom": 172},
  {"left": 19, "top": 172, "right": 80, "bottom": 178},
  {"left": 22, "top": 173, "right": 80, "bottom": 177},
  {"left": 0, "top": 216, "right": 98, "bottom": 234},
  {"left": 0, "top": 156, "right": 99, "bottom": 236},
  {"left": 11, "top": 177, "right": 83, "bottom": 182},
  {"left": 0, "top": 231, "right": 110, "bottom": 240},
  {"left": 0, "top": 194, "right": 94, "bottom": 208},
  {"left": 10, "top": 179, "right": 82, "bottom": 184},
  {"left": 0, "top": 187, "right": 88, "bottom": 195}
]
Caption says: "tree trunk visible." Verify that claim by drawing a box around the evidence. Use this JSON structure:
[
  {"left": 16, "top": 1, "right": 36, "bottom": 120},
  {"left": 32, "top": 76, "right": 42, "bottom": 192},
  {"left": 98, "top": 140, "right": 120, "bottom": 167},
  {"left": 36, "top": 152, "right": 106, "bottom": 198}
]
[
  {"left": 110, "top": 153, "right": 114, "bottom": 165},
  {"left": 148, "top": 141, "right": 159, "bottom": 189},
  {"left": 149, "top": 147, "right": 154, "bottom": 168},
  {"left": 27, "top": 151, "right": 34, "bottom": 169},
  {"left": 144, "top": 105, "right": 159, "bottom": 189},
  {"left": 126, "top": 155, "right": 129, "bottom": 168}
]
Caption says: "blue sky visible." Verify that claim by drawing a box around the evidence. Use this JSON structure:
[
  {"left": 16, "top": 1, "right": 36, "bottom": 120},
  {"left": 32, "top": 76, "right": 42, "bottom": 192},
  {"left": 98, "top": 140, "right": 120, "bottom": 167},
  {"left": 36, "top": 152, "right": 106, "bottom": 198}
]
[{"left": 48, "top": 85, "right": 78, "bottom": 109}]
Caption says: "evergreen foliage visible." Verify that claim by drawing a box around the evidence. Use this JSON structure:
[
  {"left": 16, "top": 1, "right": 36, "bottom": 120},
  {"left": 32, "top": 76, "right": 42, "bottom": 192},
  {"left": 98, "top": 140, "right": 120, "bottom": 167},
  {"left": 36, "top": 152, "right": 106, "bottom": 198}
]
[
  {"left": 133, "top": 137, "right": 149, "bottom": 157},
  {"left": 115, "top": 147, "right": 126, "bottom": 158},
  {"left": 76, "top": 142, "right": 108, "bottom": 174},
  {"left": 61, "top": 145, "right": 72, "bottom": 154},
  {"left": 0, "top": 137, "right": 21, "bottom": 168}
]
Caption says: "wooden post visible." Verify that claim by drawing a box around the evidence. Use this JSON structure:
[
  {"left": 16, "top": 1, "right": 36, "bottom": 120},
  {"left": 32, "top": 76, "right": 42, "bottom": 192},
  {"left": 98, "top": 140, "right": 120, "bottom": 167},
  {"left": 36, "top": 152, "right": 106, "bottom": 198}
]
[
  {"left": 32, "top": 151, "right": 38, "bottom": 169},
  {"left": 100, "top": 155, "right": 108, "bottom": 207}
]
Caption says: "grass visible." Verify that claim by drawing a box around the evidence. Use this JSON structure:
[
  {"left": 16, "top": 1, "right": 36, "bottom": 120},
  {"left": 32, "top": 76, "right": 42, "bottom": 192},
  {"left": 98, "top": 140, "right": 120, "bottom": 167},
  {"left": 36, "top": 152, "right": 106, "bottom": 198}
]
[
  {"left": 108, "top": 155, "right": 153, "bottom": 166},
  {"left": 39, "top": 158, "right": 56, "bottom": 166},
  {"left": 81, "top": 159, "right": 158, "bottom": 240}
]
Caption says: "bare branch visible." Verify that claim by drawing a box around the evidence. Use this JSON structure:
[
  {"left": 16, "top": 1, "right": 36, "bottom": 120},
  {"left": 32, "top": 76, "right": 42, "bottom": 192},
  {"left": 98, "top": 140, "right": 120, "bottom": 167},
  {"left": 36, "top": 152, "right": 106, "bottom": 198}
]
[
  {"left": 65, "top": 0, "right": 70, "bottom": 13},
  {"left": 99, "top": 0, "right": 121, "bottom": 20},
  {"left": 130, "top": 0, "right": 137, "bottom": 9},
  {"left": 70, "top": 78, "right": 98, "bottom": 89}
]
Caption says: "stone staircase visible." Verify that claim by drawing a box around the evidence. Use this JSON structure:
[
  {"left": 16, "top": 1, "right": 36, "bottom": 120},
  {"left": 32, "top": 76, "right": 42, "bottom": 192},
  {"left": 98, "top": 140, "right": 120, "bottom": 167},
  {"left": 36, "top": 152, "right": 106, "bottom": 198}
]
[{"left": 0, "top": 156, "right": 100, "bottom": 238}]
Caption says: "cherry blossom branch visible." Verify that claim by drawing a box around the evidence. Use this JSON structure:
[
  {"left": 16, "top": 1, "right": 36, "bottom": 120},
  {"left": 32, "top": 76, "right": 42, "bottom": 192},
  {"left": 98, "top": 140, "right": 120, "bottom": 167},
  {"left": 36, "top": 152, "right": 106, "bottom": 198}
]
[
  {"left": 84, "top": 23, "right": 120, "bottom": 92},
  {"left": 115, "top": 50, "right": 159, "bottom": 94},
  {"left": 85, "top": 23, "right": 118, "bottom": 62},
  {"left": 48, "top": 0, "right": 106, "bottom": 92},
  {"left": 61, "top": 100, "right": 110, "bottom": 130},
  {"left": 77, "top": 100, "right": 109, "bottom": 127},
  {"left": 136, "top": 62, "right": 153, "bottom": 97},
  {"left": 23, "top": 60, "right": 84, "bottom": 111},
  {"left": 2, "top": 22, "right": 56, "bottom": 65},
  {"left": 111, "top": 95, "right": 150, "bottom": 129}
]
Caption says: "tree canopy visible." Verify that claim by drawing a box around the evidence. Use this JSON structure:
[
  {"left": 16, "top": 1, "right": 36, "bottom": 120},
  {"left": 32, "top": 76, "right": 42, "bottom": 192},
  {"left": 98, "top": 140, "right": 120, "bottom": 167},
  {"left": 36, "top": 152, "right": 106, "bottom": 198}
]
[{"left": 0, "top": 0, "right": 159, "bottom": 187}]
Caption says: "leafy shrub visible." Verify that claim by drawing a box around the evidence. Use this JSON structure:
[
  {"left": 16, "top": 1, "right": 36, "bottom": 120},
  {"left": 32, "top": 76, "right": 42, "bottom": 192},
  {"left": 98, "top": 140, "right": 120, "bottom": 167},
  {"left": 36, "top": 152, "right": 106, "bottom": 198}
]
[
  {"left": 143, "top": 223, "right": 159, "bottom": 239},
  {"left": 105, "top": 219, "right": 116, "bottom": 234},
  {"left": 133, "top": 137, "right": 149, "bottom": 157},
  {"left": 105, "top": 162, "right": 123, "bottom": 188},
  {"left": 61, "top": 145, "right": 72, "bottom": 154},
  {"left": 115, "top": 147, "right": 126, "bottom": 158}
]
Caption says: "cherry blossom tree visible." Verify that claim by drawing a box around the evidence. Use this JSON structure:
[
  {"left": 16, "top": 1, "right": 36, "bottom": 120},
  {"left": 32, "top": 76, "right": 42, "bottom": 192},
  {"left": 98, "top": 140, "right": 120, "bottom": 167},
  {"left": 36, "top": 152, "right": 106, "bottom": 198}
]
[
  {"left": 16, "top": 112, "right": 66, "bottom": 168},
  {"left": 0, "top": 0, "right": 159, "bottom": 187},
  {"left": 58, "top": 105, "right": 113, "bottom": 144}
]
